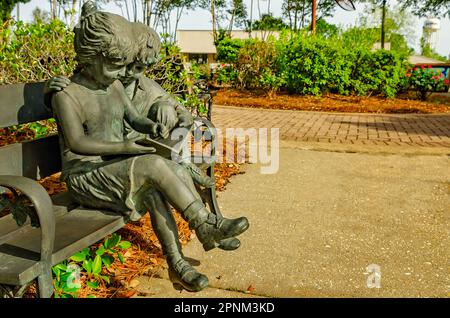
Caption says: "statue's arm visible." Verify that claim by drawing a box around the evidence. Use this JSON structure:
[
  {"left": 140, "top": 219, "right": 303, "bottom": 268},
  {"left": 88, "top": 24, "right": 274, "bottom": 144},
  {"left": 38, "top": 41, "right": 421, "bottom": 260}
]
[
  {"left": 146, "top": 78, "right": 193, "bottom": 126},
  {"left": 43, "top": 76, "right": 71, "bottom": 110},
  {"left": 52, "top": 93, "right": 155, "bottom": 155},
  {"left": 124, "top": 96, "right": 169, "bottom": 139},
  {"left": 153, "top": 93, "right": 193, "bottom": 128}
]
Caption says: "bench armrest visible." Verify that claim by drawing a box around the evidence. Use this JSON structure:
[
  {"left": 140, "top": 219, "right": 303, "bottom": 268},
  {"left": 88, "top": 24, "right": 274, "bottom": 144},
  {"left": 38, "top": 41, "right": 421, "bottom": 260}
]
[
  {"left": 0, "top": 175, "right": 55, "bottom": 262},
  {"left": 193, "top": 117, "right": 217, "bottom": 160}
]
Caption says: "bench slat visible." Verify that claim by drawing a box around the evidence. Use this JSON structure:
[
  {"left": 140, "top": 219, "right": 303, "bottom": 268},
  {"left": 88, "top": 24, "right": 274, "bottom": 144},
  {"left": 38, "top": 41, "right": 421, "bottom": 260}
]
[
  {"left": 0, "top": 82, "right": 52, "bottom": 128},
  {"left": 0, "top": 207, "right": 126, "bottom": 285},
  {"left": 0, "top": 135, "right": 61, "bottom": 180},
  {"left": 0, "top": 205, "right": 69, "bottom": 246}
]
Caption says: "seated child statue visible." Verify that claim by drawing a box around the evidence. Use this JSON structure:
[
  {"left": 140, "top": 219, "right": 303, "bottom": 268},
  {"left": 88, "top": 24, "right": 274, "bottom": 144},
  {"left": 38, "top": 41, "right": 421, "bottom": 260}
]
[{"left": 50, "top": 1, "right": 249, "bottom": 292}]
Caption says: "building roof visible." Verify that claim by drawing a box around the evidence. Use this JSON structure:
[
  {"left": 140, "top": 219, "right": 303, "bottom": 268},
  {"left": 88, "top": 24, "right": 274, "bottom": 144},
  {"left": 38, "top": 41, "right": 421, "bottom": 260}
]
[
  {"left": 176, "top": 30, "right": 280, "bottom": 54},
  {"left": 408, "top": 55, "right": 444, "bottom": 65}
]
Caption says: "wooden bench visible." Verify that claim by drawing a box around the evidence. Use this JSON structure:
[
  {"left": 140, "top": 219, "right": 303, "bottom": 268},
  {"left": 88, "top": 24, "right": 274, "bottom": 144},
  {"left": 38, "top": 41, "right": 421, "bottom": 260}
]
[{"left": 0, "top": 82, "right": 222, "bottom": 298}]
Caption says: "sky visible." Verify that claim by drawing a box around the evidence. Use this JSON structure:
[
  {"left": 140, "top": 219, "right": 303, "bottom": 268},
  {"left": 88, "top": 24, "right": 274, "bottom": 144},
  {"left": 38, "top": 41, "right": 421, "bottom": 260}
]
[{"left": 12, "top": 0, "right": 450, "bottom": 57}]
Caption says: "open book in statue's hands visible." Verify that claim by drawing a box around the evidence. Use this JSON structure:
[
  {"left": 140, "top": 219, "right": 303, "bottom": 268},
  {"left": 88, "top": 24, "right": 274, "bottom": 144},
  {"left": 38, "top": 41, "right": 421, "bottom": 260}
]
[{"left": 136, "top": 124, "right": 193, "bottom": 158}]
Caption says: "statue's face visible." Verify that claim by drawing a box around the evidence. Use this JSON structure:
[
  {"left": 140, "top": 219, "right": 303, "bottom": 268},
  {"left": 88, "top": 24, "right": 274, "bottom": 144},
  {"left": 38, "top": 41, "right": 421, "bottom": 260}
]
[
  {"left": 120, "top": 61, "right": 147, "bottom": 86},
  {"left": 90, "top": 55, "right": 128, "bottom": 86}
]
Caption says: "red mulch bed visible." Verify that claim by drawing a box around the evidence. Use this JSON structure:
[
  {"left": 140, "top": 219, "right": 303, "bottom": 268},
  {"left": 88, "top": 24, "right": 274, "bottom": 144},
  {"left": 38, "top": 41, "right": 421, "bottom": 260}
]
[{"left": 214, "top": 89, "right": 450, "bottom": 114}]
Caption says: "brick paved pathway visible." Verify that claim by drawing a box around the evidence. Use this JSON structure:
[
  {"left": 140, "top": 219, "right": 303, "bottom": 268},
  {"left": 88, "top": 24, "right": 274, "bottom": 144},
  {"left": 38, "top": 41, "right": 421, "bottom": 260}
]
[{"left": 212, "top": 105, "right": 450, "bottom": 147}]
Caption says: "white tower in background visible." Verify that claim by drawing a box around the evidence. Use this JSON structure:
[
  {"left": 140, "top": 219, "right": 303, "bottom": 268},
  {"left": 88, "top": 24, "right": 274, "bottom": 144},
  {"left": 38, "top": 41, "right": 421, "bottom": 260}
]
[{"left": 423, "top": 18, "right": 440, "bottom": 51}]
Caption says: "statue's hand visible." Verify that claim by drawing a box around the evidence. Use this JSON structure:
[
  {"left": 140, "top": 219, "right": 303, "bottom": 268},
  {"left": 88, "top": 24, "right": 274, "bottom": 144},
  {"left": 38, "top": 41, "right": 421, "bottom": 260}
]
[
  {"left": 44, "top": 76, "right": 71, "bottom": 94},
  {"left": 178, "top": 113, "right": 194, "bottom": 128},
  {"left": 158, "top": 105, "right": 179, "bottom": 130},
  {"left": 122, "top": 137, "right": 156, "bottom": 154},
  {"left": 151, "top": 123, "right": 169, "bottom": 139}
]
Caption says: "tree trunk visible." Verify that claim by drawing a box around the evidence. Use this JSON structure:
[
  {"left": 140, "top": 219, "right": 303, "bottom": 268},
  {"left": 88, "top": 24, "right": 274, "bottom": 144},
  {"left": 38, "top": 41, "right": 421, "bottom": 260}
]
[
  {"left": 257, "top": 0, "right": 261, "bottom": 20},
  {"left": 51, "top": 0, "right": 57, "bottom": 20},
  {"left": 287, "top": 0, "right": 293, "bottom": 30},
  {"left": 294, "top": 8, "right": 298, "bottom": 31},
  {"left": 70, "top": 0, "right": 77, "bottom": 28},
  {"left": 173, "top": 6, "right": 184, "bottom": 42},
  {"left": 228, "top": 6, "right": 236, "bottom": 36},
  {"left": 133, "top": 0, "right": 138, "bottom": 22},
  {"left": 147, "top": 0, "right": 152, "bottom": 26},
  {"left": 381, "top": 0, "right": 386, "bottom": 49},
  {"left": 311, "top": 0, "right": 316, "bottom": 35},
  {"left": 249, "top": 0, "right": 253, "bottom": 37},
  {"left": 124, "top": 0, "right": 131, "bottom": 21},
  {"left": 211, "top": 0, "right": 218, "bottom": 44}
]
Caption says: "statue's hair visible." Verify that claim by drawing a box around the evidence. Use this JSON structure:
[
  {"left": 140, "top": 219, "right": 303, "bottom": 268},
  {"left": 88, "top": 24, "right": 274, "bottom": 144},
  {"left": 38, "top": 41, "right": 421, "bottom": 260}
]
[
  {"left": 74, "top": 1, "right": 136, "bottom": 67},
  {"left": 133, "top": 22, "right": 161, "bottom": 66}
]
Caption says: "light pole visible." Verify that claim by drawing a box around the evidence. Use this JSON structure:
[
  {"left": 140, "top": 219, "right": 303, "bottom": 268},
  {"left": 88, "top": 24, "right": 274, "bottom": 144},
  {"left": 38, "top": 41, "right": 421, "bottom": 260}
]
[
  {"left": 311, "top": 0, "right": 356, "bottom": 35},
  {"left": 381, "top": 0, "right": 387, "bottom": 49}
]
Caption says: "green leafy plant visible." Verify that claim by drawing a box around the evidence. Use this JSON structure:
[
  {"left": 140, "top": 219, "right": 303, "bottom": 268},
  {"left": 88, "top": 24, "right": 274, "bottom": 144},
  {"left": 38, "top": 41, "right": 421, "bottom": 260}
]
[
  {"left": 277, "top": 33, "right": 353, "bottom": 96},
  {"left": 212, "top": 64, "right": 238, "bottom": 86},
  {"left": 348, "top": 49, "right": 408, "bottom": 98},
  {"left": 147, "top": 43, "right": 187, "bottom": 95},
  {"left": 52, "top": 233, "right": 132, "bottom": 298},
  {"left": 0, "top": 19, "right": 76, "bottom": 84},
  {"left": 259, "top": 68, "right": 286, "bottom": 98},
  {"left": 216, "top": 37, "right": 245, "bottom": 64}
]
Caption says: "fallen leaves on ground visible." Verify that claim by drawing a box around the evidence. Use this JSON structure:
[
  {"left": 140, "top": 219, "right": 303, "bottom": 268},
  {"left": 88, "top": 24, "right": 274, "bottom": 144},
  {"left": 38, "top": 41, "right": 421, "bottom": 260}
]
[
  {"left": 214, "top": 89, "right": 450, "bottom": 114},
  {"left": 0, "top": 127, "right": 35, "bottom": 148}
]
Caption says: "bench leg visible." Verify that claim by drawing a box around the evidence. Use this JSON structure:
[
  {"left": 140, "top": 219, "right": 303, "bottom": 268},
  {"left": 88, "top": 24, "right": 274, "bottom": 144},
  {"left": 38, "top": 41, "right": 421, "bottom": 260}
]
[
  {"left": 37, "top": 268, "right": 53, "bottom": 298},
  {"left": 196, "top": 164, "right": 223, "bottom": 221},
  {"left": 0, "top": 283, "right": 32, "bottom": 298},
  {"left": 206, "top": 165, "right": 223, "bottom": 219}
]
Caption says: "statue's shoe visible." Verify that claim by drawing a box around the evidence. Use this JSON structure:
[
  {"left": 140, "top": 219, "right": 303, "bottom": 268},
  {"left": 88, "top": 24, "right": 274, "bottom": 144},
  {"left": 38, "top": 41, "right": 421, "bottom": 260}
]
[
  {"left": 196, "top": 216, "right": 249, "bottom": 251},
  {"left": 217, "top": 237, "right": 241, "bottom": 251},
  {"left": 168, "top": 258, "right": 209, "bottom": 292}
]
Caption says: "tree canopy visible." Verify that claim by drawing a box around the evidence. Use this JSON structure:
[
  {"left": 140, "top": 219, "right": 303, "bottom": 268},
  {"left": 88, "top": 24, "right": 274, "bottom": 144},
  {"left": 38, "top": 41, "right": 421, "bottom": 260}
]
[
  {"left": 401, "top": 0, "right": 450, "bottom": 17},
  {"left": 0, "top": 0, "right": 30, "bottom": 23}
]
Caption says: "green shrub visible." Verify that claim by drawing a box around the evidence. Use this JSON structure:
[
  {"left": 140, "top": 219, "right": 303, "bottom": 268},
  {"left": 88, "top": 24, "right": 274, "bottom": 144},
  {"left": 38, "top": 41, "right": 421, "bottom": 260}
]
[
  {"left": 277, "top": 34, "right": 352, "bottom": 95},
  {"left": 212, "top": 64, "right": 238, "bottom": 85},
  {"left": 191, "top": 62, "right": 210, "bottom": 80},
  {"left": 349, "top": 49, "right": 408, "bottom": 98},
  {"left": 235, "top": 39, "right": 279, "bottom": 90},
  {"left": 216, "top": 37, "right": 245, "bottom": 64},
  {"left": 216, "top": 30, "right": 409, "bottom": 98},
  {"left": 147, "top": 43, "right": 187, "bottom": 95},
  {"left": 0, "top": 19, "right": 76, "bottom": 84}
]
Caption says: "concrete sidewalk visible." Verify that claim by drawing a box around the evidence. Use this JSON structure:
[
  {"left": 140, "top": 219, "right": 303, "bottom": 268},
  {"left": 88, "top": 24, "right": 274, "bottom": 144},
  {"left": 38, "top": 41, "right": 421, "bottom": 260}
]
[{"left": 134, "top": 140, "right": 450, "bottom": 298}]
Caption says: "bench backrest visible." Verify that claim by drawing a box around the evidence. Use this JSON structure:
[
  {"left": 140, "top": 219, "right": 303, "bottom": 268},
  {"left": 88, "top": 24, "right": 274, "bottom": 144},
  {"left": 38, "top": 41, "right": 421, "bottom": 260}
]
[{"left": 0, "top": 82, "right": 61, "bottom": 180}]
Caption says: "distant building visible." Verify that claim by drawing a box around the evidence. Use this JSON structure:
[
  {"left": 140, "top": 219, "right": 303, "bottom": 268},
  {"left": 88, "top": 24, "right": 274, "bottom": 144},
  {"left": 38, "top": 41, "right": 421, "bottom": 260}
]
[
  {"left": 408, "top": 55, "right": 444, "bottom": 65},
  {"left": 176, "top": 30, "right": 280, "bottom": 65}
]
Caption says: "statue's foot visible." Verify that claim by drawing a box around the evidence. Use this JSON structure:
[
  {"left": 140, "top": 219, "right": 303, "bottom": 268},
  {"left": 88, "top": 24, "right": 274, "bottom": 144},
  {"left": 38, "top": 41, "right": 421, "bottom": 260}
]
[
  {"left": 168, "top": 258, "right": 208, "bottom": 292},
  {"left": 181, "top": 162, "right": 215, "bottom": 188},
  {"left": 197, "top": 216, "right": 249, "bottom": 251}
]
